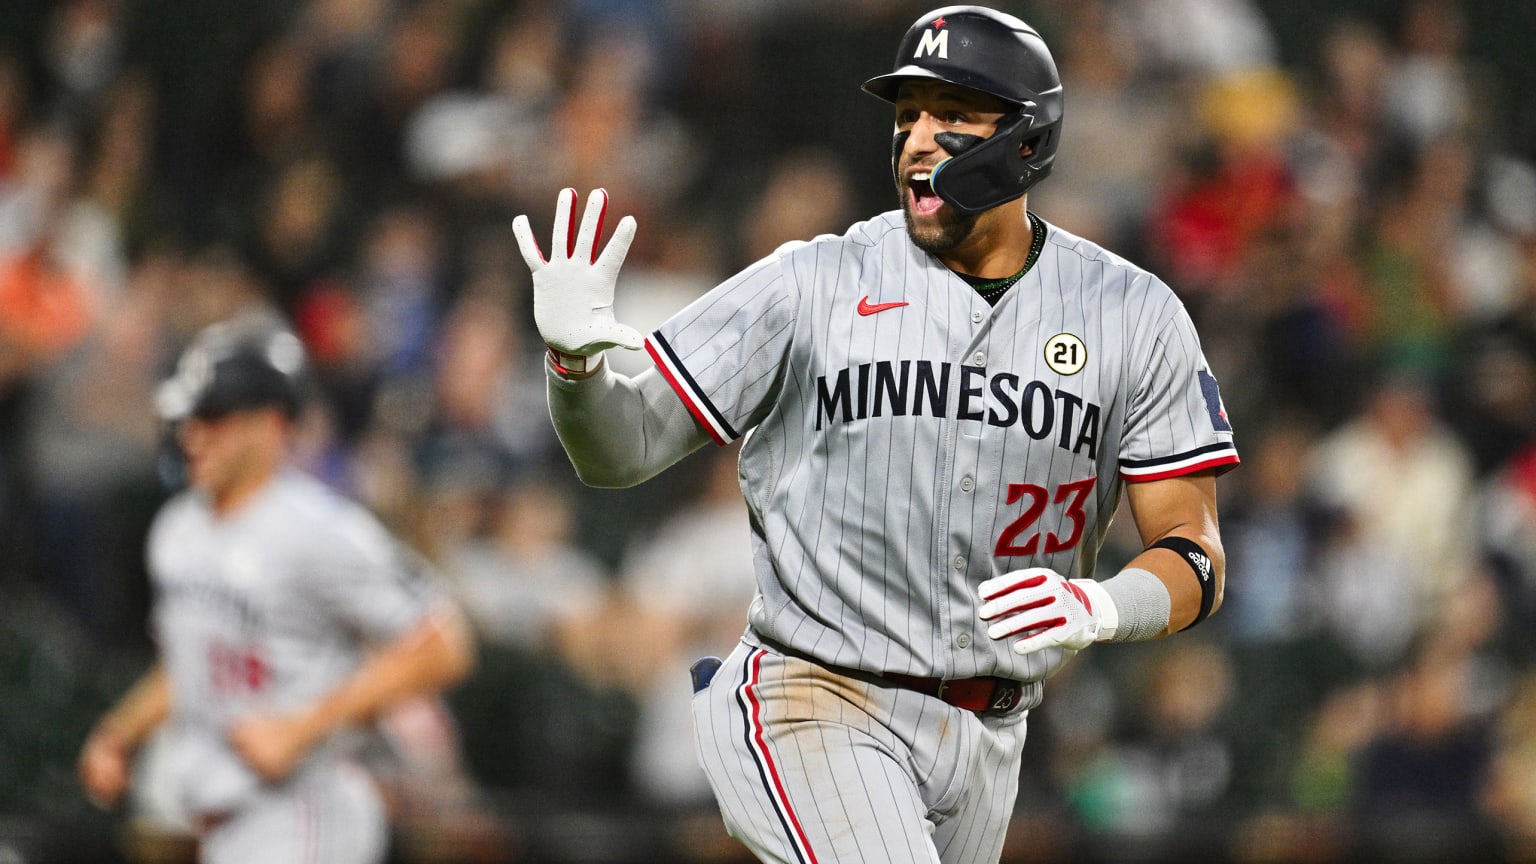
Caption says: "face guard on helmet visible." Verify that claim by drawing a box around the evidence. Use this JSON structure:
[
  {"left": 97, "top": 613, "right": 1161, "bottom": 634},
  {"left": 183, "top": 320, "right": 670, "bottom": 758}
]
[{"left": 863, "top": 5, "right": 1063, "bottom": 214}]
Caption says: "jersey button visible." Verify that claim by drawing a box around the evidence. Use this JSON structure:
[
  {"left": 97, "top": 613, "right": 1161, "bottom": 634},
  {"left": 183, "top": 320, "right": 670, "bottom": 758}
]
[
  {"left": 972, "top": 351, "right": 986, "bottom": 366},
  {"left": 972, "top": 310, "right": 984, "bottom": 323},
  {"left": 956, "top": 633, "right": 971, "bottom": 648},
  {"left": 960, "top": 476, "right": 974, "bottom": 492},
  {"left": 953, "top": 555, "right": 967, "bottom": 571}
]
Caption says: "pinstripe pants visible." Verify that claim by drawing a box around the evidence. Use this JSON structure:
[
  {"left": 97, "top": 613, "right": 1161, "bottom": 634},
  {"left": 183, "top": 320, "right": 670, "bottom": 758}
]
[
  {"left": 197, "top": 762, "right": 387, "bottom": 864},
  {"left": 693, "top": 639, "right": 1028, "bottom": 864}
]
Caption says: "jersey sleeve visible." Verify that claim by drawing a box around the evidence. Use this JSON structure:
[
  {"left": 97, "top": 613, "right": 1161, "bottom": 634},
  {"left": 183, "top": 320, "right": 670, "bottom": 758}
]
[
  {"left": 644, "top": 251, "right": 797, "bottom": 445},
  {"left": 1118, "top": 296, "right": 1240, "bottom": 482},
  {"left": 303, "top": 504, "right": 441, "bottom": 642},
  {"left": 143, "top": 499, "right": 178, "bottom": 590}
]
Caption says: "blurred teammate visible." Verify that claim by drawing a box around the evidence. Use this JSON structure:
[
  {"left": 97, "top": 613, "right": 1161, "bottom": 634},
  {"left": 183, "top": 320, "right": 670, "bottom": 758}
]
[
  {"left": 514, "top": 6, "right": 1238, "bottom": 862},
  {"left": 78, "top": 314, "right": 475, "bottom": 864}
]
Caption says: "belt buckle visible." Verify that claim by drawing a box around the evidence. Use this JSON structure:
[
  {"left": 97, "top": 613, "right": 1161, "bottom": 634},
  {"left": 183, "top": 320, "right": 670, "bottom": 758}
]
[{"left": 935, "top": 679, "right": 950, "bottom": 701}]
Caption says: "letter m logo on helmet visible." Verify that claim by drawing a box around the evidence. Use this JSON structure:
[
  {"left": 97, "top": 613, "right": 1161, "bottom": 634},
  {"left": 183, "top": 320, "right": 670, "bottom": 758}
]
[
  {"left": 914, "top": 27, "right": 949, "bottom": 59},
  {"left": 863, "top": 5, "right": 1065, "bottom": 214}
]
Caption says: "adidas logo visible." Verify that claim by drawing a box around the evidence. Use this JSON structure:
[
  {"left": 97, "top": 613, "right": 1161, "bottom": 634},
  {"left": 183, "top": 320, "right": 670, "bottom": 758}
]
[{"left": 1187, "top": 552, "right": 1212, "bottom": 582}]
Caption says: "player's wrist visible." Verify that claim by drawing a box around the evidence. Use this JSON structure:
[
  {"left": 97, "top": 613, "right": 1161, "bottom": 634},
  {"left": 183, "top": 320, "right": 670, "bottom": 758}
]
[
  {"left": 1068, "top": 578, "right": 1118, "bottom": 641},
  {"left": 1096, "top": 568, "right": 1171, "bottom": 643},
  {"left": 546, "top": 347, "right": 604, "bottom": 379}
]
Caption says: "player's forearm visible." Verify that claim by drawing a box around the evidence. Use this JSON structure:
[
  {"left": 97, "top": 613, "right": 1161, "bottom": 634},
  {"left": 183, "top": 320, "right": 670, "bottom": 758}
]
[
  {"left": 294, "top": 607, "right": 475, "bottom": 748},
  {"left": 547, "top": 360, "right": 710, "bottom": 487},
  {"left": 1113, "top": 472, "right": 1226, "bottom": 638},
  {"left": 1121, "top": 528, "right": 1225, "bottom": 637},
  {"left": 92, "top": 664, "right": 172, "bottom": 751},
  {"left": 80, "top": 665, "right": 168, "bottom": 809}
]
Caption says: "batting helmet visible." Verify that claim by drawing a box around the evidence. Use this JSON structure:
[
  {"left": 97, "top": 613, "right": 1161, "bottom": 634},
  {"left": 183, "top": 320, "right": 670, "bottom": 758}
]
[
  {"left": 156, "top": 316, "right": 310, "bottom": 422},
  {"left": 863, "top": 5, "right": 1063, "bottom": 214}
]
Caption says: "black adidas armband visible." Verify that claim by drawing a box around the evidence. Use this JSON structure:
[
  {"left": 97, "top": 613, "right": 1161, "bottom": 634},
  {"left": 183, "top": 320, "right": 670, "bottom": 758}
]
[{"left": 1148, "top": 536, "right": 1216, "bottom": 630}]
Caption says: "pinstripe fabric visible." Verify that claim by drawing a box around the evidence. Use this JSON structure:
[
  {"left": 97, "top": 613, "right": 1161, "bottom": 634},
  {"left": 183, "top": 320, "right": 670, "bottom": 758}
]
[
  {"left": 198, "top": 765, "right": 386, "bottom": 864},
  {"left": 650, "top": 211, "right": 1238, "bottom": 687},
  {"left": 694, "top": 640, "right": 1027, "bottom": 864},
  {"left": 147, "top": 469, "right": 441, "bottom": 818},
  {"left": 300, "top": 785, "right": 316, "bottom": 864}
]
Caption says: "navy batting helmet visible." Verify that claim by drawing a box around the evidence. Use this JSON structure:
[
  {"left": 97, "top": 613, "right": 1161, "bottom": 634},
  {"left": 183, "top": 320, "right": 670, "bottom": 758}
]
[
  {"left": 863, "top": 5, "right": 1063, "bottom": 214},
  {"left": 156, "top": 316, "right": 309, "bottom": 422}
]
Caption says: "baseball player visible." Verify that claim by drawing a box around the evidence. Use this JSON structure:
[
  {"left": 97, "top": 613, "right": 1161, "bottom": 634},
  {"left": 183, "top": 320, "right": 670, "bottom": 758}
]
[
  {"left": 512, "top": 5, "right": 1239, "bottom": 863},
  {"left": 77, "top": 314, "right": 476, "bottom": 864}
]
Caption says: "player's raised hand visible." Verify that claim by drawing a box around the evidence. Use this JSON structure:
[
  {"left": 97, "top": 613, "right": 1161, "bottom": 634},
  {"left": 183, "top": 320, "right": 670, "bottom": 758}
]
[
  {"left": 512, "top": 188, "right": 644, "bottom": 359},
  {"left": 978, "top": 568, "right": 1117, "bottom": 655}
]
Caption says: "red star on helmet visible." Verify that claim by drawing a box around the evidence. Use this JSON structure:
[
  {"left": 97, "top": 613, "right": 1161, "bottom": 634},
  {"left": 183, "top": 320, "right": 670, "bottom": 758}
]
[{"left": 933, "top": 16, "right": 947, "bottom": 27}]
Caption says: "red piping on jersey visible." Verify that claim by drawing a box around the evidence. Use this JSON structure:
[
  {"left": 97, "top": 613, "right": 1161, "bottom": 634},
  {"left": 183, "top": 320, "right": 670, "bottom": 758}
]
[
  {"left": 646, "top": 340, "right": 728, "bottom": 446},
  {"left": 1121, "top": 453, "right": 1241, "bottom": 483}
]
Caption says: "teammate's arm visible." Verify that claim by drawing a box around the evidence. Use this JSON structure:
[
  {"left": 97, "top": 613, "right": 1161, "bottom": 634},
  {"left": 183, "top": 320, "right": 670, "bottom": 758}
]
[
  {"left": 79, "top": 663, "right": 171, "bottom": 808},
  {"left": 1121, "top": 470, "right": 1225, "bottom": 634},
  {"left": 228, "top": 606, "right": 475, "bottom": 782}
]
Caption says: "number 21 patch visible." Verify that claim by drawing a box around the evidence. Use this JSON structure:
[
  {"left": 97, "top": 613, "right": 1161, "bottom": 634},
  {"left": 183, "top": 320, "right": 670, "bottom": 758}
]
[{"left": 1044, "top": 333, "right": 1086, "bottom": 375}]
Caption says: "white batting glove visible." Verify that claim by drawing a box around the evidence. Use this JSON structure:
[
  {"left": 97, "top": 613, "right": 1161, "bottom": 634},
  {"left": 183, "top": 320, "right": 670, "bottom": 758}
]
[
  {"left": 512, "top": 188, "right": 644, "bottom": 361},
  {"left": 978, "top": 568, "right": 1119, "bottom": 656}
]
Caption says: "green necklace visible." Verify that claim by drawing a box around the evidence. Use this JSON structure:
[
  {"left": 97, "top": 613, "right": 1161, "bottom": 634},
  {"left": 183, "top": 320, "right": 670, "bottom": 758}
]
[{"left": 970, "top": 212, "right": 1047, "bottom": 303}]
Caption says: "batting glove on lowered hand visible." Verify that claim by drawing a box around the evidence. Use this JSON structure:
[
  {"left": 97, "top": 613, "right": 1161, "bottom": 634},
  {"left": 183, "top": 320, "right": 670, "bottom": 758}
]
[
  {"left": 978, "top": 568, "right": 1119, "bottom": 655},
  {"left": 512, "top": 188, "right": 644, "bottom": 365}
]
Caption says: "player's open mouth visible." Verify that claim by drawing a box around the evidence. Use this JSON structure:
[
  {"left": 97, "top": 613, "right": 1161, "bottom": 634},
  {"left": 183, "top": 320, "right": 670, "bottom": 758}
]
[{"left": 909, "top": 171, "right": 943, "bottom": 216}]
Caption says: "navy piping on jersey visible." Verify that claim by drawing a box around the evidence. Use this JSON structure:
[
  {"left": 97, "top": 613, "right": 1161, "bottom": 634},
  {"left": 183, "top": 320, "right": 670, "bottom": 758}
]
[
  {"left": 647, "top": 332, "right": 739, "bottom": 444},
  {"left": 1120, "top": 441, "right": 1240, "bottom": 481}
]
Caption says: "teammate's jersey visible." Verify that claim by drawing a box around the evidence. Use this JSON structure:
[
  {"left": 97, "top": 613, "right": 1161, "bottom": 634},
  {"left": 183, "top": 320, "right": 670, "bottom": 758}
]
[
  {"left": 146, "top": 468, "right": 438, "bottom": 816},
  {"left": 646, "top": 211, "right": 1238, "bottom": 690}
]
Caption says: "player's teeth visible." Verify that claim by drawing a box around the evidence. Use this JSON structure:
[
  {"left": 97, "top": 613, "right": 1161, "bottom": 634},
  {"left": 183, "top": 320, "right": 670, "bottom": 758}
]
[{"left": 913, "top": 172, "right": 930, "bottom": 182}]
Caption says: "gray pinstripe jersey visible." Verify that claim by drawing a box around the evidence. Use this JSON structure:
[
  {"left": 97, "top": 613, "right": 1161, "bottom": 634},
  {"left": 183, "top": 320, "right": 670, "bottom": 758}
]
[
  {"left": 146, "top": 468, "right": 437, "bottom": 817},
  {"left": 647, "top": 211, "right": 1237, "bottom": 685}
]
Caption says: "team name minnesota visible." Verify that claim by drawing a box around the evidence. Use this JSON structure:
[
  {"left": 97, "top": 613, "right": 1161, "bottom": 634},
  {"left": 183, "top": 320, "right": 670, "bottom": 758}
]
[
  {"left": 815, "top": 360, "right": 1102, "bottom": 458},
  {"left": 159, "top": 579, "right": 265, "bottom": 632}
]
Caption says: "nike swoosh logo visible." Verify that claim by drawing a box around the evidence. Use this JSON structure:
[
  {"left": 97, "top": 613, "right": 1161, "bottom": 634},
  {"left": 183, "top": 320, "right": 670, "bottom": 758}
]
[{"left": 857, "top": 297, "right": 909, "bottom": 316}]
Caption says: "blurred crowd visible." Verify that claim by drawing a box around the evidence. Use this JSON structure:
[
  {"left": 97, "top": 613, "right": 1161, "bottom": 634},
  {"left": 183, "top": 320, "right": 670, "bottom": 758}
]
[{"left": 0, "top": 0, "right": 1534, "bottom": 861}]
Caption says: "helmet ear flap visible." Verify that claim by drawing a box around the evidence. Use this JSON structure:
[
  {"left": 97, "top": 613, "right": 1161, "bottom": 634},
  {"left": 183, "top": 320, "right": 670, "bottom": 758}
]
[
  {"left": 156, "top": 420, "right": 188, "bottom": 490},
  {"left": 1022, "top": 122, "right": 1062, "bottom": 165}
]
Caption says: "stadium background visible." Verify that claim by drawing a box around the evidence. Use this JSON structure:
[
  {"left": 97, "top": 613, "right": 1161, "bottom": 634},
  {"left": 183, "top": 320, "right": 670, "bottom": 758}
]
[{"left": 0, "top": 0, "right": 1534, "bottom": 861}]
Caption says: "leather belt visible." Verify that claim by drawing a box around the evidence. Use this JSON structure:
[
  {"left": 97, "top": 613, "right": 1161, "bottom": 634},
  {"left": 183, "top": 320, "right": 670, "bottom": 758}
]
[
  {"left": 195, "top": 811, "right": 234, "bottom": 835},
  {"left": 883, "top": 671, "right": 1027, "bottom": 715},
  {"left": 756, "top": 635, "right": 1027, "bottom": 716}
]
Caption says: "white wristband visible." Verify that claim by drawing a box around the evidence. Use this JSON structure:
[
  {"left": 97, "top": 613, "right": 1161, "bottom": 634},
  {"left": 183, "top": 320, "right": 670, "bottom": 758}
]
[
  {"left": 1070, "top": 578, "right": 1119, "bottom": 642},
  {"left": 546, "top": 347, "right": 603, "bottom": 379}
]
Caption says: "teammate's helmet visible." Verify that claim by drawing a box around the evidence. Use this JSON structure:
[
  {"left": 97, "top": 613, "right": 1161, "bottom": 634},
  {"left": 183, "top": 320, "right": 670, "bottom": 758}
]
[
  {"left": 862, "top": 5, "right": 1063, "bottom": 214},
  {"left": 156, "top": 316, "right": 310, "bottom": 422}
]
